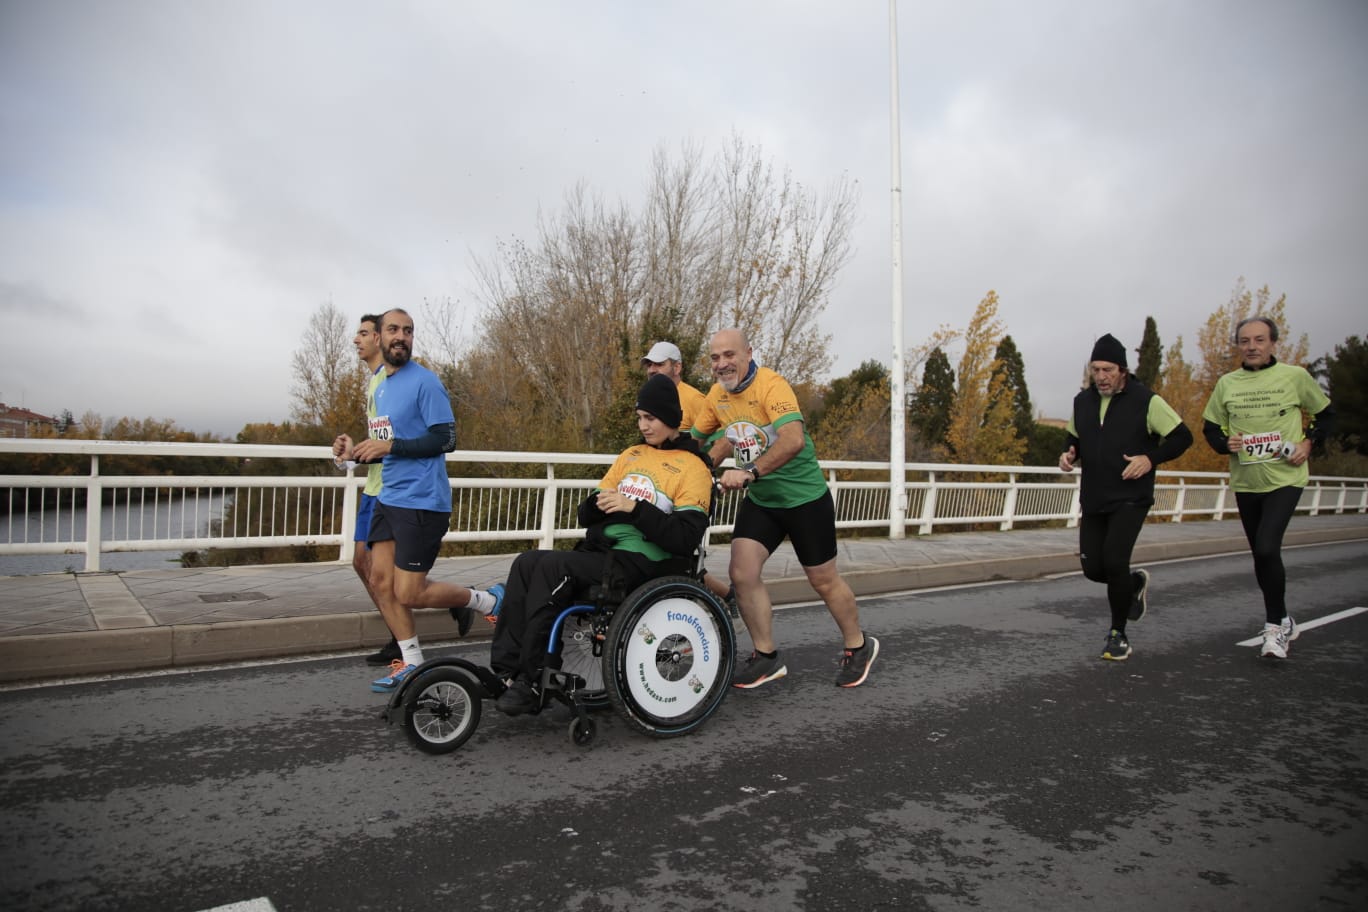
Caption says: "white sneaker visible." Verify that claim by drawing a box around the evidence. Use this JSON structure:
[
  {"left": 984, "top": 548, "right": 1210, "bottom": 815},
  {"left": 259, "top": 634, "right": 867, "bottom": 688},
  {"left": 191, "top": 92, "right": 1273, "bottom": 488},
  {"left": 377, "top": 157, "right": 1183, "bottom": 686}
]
[
  {"left": 1260, "top": 622, "right": 1288, "bottom": 659},
  {"left": 1281, "top": 615, "right": 1299, "bottom": 642}
]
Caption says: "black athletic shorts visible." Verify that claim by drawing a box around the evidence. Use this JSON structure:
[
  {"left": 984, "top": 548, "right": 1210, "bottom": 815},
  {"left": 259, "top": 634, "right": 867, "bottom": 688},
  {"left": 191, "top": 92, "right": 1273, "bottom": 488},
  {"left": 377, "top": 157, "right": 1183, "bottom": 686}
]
[
  {"left": 368, "top": 502, "right": 450, "bottom": 572},
  {"left": 732, "top": 489, "right": 838, "bottom": 567}
]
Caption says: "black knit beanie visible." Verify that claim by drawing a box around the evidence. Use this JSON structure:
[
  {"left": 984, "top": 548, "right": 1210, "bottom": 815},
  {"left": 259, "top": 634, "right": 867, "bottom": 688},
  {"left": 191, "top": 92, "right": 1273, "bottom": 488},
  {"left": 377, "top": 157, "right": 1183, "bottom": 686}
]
[
  {"left": 1090, "top": 333, "right": 1127, "bottom": 368},
  {"left": 636, "top": 374, "right": 683, "bottom": 430}
]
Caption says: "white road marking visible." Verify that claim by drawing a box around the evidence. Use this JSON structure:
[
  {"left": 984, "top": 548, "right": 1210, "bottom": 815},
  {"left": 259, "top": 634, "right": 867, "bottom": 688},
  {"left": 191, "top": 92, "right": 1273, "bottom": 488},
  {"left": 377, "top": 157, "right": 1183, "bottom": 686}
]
[
  {"left": 197, "top": 899, "right": 278, "bottom": 912},
  {"left": 1236, "top": 606, "right": 1368, "bottom": 647}
]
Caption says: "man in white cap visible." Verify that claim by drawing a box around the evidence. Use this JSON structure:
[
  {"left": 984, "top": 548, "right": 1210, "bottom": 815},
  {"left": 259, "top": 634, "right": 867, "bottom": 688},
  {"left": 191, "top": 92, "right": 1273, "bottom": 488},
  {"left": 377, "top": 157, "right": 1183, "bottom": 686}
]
[{"left": 642, "top": 341, "right": 710, "bottom": 434}]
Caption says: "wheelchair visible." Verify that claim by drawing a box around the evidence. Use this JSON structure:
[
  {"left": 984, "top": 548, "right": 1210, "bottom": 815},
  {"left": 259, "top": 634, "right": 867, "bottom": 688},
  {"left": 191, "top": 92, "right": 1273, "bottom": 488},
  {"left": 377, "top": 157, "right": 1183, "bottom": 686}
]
[{"left": 382, "top": 551, "right": 739, "bottom": 753}]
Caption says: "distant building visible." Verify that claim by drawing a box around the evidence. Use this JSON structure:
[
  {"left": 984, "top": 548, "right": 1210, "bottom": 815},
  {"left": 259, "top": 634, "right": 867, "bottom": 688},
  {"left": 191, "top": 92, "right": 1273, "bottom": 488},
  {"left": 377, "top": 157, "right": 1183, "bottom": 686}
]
[{"left": 0, "top": 403, "right": 57, "bottom": 438}]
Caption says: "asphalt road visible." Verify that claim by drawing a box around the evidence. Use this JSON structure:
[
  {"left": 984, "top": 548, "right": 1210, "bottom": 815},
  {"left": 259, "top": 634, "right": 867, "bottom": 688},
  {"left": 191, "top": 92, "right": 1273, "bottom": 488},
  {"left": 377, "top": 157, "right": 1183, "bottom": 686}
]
[{"left": 2, "top": 541, "right": 1366, "bottom": 912}]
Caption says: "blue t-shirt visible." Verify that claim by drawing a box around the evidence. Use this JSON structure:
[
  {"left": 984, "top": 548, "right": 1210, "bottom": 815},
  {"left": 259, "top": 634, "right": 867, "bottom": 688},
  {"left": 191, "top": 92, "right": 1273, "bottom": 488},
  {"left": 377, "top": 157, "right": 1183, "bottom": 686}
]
[{"left": 372, "top": 361, "right": 455, "bottom": 512}]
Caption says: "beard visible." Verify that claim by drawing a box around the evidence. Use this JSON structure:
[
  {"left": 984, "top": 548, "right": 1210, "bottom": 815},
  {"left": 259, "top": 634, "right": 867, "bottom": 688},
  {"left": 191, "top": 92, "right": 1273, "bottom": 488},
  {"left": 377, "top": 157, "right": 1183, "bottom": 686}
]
[{"left": 383, "top": 342, "right": 411, "bottom": 368}]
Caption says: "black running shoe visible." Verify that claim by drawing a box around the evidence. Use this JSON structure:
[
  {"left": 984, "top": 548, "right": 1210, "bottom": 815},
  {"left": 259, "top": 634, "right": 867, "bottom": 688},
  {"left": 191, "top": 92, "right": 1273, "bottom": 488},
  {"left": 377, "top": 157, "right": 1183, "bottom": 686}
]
[
  {"left": 732, "top": 650, "right": 787, "bottom": 689},
  {"left": 1128, "top": 569, "right": 1150, "bottom": 622},
  {"left": 1101, "top": 629, "right": 1132, "bottom": 661},
  {"left": 449, "top": 601, "right": 474, "bottom": 637},
  {"left": 364, "top": 637, "right": 401, "bottom": 666},
  {"left": 495, "top": 679, "right": 538, "bottom": 716}
]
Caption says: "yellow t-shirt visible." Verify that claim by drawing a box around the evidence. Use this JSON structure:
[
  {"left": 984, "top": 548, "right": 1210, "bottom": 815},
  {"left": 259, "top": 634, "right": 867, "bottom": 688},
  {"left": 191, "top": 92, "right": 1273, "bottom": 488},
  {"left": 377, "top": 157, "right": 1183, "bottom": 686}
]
[
  {"left": 677, "top": 381, "right": 708, "bottom": 434},
  {"left": 597, "top": 444, "right": 713, "bottom": 562},
  {"left": 692, "top": 366, "right": 827, "bottom": 508}
]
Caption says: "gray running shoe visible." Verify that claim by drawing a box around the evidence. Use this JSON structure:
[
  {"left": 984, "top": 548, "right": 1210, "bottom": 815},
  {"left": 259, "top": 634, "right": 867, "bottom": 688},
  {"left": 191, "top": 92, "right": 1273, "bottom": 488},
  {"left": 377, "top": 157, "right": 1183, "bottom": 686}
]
[
  {"left": 732, "top": 650, "right": 787, "bottom": 689},
  {"left": 1101, "top": 629, "right": 1131, "bottom": 661},
  {"left": 835, "top": 636, "right": 880, "bottom": 687}
]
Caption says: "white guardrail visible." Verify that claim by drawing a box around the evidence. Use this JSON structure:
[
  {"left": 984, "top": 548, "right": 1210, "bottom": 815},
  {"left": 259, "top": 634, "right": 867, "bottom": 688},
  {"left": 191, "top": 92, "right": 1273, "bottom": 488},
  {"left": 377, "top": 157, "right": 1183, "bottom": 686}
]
[{"left": 2, "top": 438, "right": 1366, "bottom": 572}]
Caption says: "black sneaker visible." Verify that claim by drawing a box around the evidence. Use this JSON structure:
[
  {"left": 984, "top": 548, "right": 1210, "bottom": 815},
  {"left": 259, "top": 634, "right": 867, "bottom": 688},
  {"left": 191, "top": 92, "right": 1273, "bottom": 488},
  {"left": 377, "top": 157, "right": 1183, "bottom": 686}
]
[
  {"left": 449, "top": 600, "right": 474, "bottom": 637},
  {"left": 835, "top": 636, "right": 880, "bottom": 688},
  {"left": 495, "top": 679, "right": 538, "bottom": 716},
  {"left": 364, "top": 637, "right": 401, "bottom": 666},
  {"left": 732, "top": 650, "right": 787, "bottom": 689},
  {"left": 1101, "top": 629, "right": 1131, "bottom": 661},
  {"left": 1128, "top": 569, "right": 1150, "bottom": 622}
]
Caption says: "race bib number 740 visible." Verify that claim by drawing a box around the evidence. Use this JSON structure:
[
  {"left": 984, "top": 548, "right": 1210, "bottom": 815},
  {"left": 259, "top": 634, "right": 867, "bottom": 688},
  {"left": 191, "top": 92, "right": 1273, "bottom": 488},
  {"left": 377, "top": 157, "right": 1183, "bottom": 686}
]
[{"left": 368, "top": 416, "right": 393, "bottom": 441}]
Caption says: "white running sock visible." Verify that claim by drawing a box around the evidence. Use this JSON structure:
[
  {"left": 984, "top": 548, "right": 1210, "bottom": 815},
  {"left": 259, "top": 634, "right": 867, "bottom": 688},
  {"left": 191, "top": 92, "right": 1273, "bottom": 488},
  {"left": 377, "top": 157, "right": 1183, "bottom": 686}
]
[
  {"left": 399, "top": 637, "right": 423, "bottom": 667},
  {"left": 468, "top": 589, "right": 496, "bottom": 615}
]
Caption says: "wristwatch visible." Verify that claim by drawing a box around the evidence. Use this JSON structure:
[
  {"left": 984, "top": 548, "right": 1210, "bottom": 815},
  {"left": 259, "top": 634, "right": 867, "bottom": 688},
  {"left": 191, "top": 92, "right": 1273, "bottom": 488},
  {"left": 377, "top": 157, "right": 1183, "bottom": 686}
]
[{"left": 740, "top": 462, "right": 761, "bottom": 481}]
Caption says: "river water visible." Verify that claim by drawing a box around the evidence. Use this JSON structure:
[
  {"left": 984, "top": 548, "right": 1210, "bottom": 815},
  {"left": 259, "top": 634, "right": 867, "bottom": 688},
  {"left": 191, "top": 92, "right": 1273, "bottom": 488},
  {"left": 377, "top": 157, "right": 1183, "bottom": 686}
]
[{"left": 0, "top": 493, "right": 228, "bottom": 576}]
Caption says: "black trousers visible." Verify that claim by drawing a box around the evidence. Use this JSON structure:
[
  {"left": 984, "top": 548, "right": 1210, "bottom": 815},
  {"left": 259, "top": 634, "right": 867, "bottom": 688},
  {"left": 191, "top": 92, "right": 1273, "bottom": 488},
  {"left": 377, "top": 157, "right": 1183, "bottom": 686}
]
[
  {"left": 1234, "top": 486, "right": 1302, "bottom": 624},
  {"left": 489, "top": 548, "right": 654, "bottom": 682},
  {"left": 1078, "top": 503, "right": 1150, "bottom": 631}
]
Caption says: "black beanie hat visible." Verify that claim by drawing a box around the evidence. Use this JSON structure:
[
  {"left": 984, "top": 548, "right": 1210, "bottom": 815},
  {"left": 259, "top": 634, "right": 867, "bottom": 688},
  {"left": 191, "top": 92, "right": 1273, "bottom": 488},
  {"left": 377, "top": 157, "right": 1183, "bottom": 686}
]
[
  {"left": 636, "top": 373, "right": 683, "bottom": 430},
  {"left": 1090, "top": 333, "right": 1128, "bottom": 368}
]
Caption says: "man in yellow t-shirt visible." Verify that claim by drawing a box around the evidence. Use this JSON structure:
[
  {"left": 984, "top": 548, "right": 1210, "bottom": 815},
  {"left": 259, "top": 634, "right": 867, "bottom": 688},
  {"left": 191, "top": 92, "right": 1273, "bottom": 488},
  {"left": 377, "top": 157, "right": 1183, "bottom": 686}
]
[
  {"left": 641, "top": 340, "right": 709, "bottom": 434},
  {"left": 693, "top": 328, "right": 878, "bottom": 689}
]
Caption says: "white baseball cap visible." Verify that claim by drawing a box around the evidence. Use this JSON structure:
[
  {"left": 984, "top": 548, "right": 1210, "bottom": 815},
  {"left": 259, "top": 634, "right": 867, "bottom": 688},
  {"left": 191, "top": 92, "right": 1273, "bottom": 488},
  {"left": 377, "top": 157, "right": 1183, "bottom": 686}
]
[{"left": 641, "top": 341, "right": 682, "bottom": 365}]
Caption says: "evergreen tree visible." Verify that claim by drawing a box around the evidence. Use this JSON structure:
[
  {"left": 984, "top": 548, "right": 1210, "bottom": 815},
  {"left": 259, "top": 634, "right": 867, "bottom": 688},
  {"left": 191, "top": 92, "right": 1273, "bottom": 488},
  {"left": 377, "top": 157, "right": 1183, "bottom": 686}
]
[
  {"left": 990, "top": 335, "right": 1034, "bottom": 450},
  {"left": 1136, "top": 317, "right": 1162, "bottom": 388},
  {"left": 910, "top": 347, "right": 955, "bottom": 452},
  {"left": 1316, "top": 335, "right": 1368, "bottom": 454}
]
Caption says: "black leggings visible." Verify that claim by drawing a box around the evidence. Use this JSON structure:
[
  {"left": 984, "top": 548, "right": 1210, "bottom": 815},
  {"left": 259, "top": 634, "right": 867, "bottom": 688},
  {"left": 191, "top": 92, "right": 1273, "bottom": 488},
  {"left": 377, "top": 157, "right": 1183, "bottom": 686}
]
[
  {"left": 1079, "top": 503, "right": 1150, "bottom": 631},
  {"left": 1234, "top": 486, "right": 1302, "bottom": 624}
]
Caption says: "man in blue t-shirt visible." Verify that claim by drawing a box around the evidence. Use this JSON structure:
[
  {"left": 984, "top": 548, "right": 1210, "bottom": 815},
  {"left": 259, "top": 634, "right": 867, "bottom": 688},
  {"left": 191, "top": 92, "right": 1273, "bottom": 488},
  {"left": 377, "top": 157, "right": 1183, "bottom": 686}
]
[{"left": 337, "top": 308, "right": 501, "bottom": 692}]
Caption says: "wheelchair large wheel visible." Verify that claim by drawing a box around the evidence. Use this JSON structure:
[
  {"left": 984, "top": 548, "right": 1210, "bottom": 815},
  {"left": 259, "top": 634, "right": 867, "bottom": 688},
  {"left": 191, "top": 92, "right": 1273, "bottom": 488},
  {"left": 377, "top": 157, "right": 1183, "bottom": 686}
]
[
  {"left": 402, "top": 666, "right": 482, "bottom": 755},
  {"left": 557, "top": 612, "right": 608, "bottom": 708},
  {"left": 604, "top": 575, "right": 736, "bottom": 737}
]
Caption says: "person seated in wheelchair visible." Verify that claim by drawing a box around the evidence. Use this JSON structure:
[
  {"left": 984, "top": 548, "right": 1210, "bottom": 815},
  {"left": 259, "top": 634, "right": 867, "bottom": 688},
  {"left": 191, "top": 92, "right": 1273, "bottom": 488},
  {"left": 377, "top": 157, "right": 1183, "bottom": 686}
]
[{"left": 490, "top": 374, "right": 715, "bottom": 716}]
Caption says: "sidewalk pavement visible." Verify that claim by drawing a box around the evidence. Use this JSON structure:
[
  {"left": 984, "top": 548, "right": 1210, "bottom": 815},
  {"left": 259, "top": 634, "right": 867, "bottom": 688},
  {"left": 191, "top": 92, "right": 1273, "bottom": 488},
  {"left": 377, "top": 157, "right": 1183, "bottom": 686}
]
[{"left": 2, "top": 514, "right": 1365, "bottom": 684}]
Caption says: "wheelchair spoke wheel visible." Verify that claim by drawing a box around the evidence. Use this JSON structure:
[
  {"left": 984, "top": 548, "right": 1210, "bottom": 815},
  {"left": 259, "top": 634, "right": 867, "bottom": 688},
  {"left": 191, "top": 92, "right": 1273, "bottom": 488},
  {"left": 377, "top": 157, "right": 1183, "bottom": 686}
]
[
  {"left": 605, "top": 575, "right": 736, "bottom": 737},
  {"left": 557, "top": 613, "right": 609, "bottom": 708},
  {"left": 402, "top": 666, "right": 482, "bottom": 755}
]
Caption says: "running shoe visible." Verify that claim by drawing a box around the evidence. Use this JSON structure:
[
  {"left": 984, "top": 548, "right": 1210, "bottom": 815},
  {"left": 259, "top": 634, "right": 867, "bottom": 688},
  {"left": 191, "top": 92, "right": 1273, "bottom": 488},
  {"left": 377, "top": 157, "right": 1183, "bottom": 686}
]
[
  {"left": 495, "top": 678, "right": 538, "bottom": 716},
  {"left": 835, "top": 636, "right": 880, "bottom": 688},
  {"left": 1129, "top": 569, "right": 1150, "bottom": 622},
  {"left": 364, "top": 637, "right": 401, "bottom": 666},
  {"left": 370, "top": 660, "right": 417, "bottom": 692},
  {"left": 732, "top": 650, "right": 787, "bottom": 689},
  {"left": 484, "top": 582, "right": 506, "bottom": 626},
  {"left": 449, "top": 599, "right": 474, "bottom": 637},
  {"left": 1101, "top": 629, "right": 1131, "bottom": 661},
  {"left": 1260, "top": 619, "right": 1299, "bottom": 660}
]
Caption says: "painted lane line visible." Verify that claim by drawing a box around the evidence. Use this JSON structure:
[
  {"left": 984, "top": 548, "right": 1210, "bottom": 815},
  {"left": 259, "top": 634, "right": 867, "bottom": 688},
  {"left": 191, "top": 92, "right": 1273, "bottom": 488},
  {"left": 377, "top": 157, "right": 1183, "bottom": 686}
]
[
  {"left": 1236, "top": 606, "right": 1368, "bottom": 647},
  {"left": 197, "top": 899, "right": 278, "bottom": 912}
]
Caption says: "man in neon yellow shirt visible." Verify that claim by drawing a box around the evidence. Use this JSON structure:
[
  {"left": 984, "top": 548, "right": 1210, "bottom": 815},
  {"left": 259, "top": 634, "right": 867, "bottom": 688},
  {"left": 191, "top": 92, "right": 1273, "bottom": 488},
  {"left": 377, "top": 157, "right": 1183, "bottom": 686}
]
[
  {"left": 694, "top": 328, "right": 878, "bottom": 689},
  {"left": 1202, "top": 316, "right": 1333, "bottom": 660}
]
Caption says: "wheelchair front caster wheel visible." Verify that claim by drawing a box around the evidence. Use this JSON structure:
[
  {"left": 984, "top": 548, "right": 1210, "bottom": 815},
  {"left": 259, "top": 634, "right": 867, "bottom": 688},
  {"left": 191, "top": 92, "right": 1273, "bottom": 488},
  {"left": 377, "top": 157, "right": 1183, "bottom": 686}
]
[{"left": 568, "top": 716, "right": 596, "bottom": 747}]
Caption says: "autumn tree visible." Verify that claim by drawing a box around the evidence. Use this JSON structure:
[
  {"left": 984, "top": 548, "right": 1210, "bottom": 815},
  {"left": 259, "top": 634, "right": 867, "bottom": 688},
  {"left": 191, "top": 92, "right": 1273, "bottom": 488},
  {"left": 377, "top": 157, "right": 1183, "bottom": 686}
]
[
  {"left": 290, "top": 301, "right": 369, "bottom": 442},
  {"left": 1135, "top": 317, "right": 1162, "bottom": 388},
  {"left": 942, "top": 291, "right": 1026, "bottom": 466},
  {"left": 810, "top": 360, "right": 891, "bottom": 461}
]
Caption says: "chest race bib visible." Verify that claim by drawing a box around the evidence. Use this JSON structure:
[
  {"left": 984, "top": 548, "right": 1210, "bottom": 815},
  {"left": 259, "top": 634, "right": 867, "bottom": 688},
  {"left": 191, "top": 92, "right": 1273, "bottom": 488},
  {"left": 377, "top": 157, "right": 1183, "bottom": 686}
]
[
  {"left": 368, "top": 416, "right": 393, "bottom": 441},
  {"left": 1239, "top": 431, "right": 1283, "bottom": 465}
]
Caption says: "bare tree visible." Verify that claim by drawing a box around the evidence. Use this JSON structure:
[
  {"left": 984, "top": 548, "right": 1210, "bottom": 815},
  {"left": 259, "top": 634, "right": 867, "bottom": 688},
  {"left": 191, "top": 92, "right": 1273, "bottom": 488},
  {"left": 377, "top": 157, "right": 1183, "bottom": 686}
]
[{"left": 290, "top": 301, "right": 366, "bottom": 437}]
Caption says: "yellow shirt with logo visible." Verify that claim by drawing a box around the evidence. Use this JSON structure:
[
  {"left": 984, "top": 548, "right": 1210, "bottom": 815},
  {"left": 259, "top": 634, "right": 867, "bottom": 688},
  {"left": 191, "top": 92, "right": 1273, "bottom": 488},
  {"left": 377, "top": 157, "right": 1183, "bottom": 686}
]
[
  {"left": 692, "top": 366, "right": 828, "bottom": 508},
  {"left": 597, "top": 444, "right": 713, "bottom": 562},
  {"left": 677, "top": 381, "right": 708, "bottom": 434}
]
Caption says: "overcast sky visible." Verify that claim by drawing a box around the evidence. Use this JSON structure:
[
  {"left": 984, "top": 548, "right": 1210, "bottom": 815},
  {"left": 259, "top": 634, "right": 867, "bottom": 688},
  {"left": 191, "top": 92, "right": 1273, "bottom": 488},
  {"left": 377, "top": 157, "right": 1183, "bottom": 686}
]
[{"left": 2, "top": 0, "right": 1364, "bottom": 438}]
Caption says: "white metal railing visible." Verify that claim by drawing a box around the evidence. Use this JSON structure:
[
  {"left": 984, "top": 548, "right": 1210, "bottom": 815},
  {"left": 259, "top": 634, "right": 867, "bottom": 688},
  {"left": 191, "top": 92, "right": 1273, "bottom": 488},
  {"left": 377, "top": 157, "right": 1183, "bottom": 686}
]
[{"left": 2, "top": 439, "right": 1366, "bottom": 572}]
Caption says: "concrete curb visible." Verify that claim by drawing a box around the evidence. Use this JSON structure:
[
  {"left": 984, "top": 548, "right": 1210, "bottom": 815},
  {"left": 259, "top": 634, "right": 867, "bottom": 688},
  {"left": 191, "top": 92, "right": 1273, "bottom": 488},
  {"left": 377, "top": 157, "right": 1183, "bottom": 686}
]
[{"left": 1, "top": 527, "right": 1362, "bottom": 684}]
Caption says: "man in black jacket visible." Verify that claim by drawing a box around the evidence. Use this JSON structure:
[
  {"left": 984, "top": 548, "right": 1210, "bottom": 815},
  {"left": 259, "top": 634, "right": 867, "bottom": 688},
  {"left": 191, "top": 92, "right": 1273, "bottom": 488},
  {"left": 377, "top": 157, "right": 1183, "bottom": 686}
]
[
  {"left": 490, "top": 375, "right": 715, "bottom": 714},
  {"left": 1059, "top": 334, "right": 1193, "bottom": 661}
]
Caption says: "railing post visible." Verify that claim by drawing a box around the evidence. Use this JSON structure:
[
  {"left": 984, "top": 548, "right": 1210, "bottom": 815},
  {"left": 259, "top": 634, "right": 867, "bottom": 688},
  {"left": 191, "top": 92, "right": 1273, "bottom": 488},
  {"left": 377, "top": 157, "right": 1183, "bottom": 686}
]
[
  {"left": 1066, "top": 476, "right": 1080, "bottom": 529},
  {"left": 1213, "top": 482, "right": 1227, "bottom": 520},
  {"left": 538, "top": 463, "right": 558, "bottom": 550},
  {"left": 1172, "top": 478, "right": 1186, "bottom": 523},
  {"left": 918, "top": 471, "right": 937, "bottom": 535},
  {"left": 338, "top": 470, "right": 359, "bottom": 563},
  {"left": 84, "top": 454, "right": 102, "bottom": 572},
  {"left": 1000, "top": 472, "right": 1018, "bottom": 531}
]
